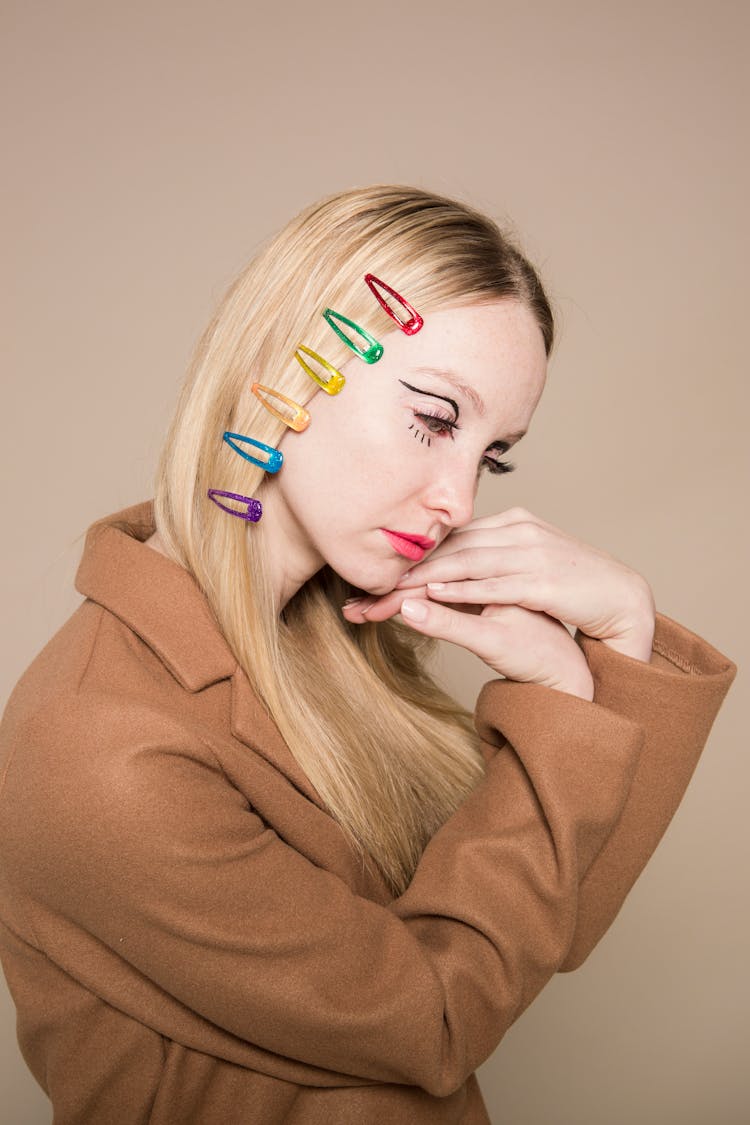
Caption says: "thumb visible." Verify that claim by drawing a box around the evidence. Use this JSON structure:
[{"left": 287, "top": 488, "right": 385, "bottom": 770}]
[{"left": 400, "top": 597, "right": 490, "bottom": 654}]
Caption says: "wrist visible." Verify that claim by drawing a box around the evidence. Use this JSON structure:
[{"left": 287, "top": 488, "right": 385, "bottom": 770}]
[
  {"left": 551, "top": 673, "right": 595, "bottom": 701},
  {"left": 601, "top": 579, "right": 656, "bottom": 664}
]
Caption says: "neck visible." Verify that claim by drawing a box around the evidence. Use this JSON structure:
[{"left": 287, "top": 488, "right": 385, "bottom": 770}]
[{"left": 256, "top": 496, "right": 324, "bottom": 613}]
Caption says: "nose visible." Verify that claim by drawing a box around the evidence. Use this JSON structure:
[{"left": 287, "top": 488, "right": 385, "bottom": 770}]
[{"left": 421, "top": 460, "right": 477, "bottom": 531}]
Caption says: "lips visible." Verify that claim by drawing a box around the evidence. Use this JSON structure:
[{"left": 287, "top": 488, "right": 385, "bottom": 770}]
[{"left": 380, "top": 529, "right": 436, "bottom": 562}]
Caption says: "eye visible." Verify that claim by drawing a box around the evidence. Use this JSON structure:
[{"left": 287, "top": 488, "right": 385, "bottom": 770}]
[
  {"left": 413, "top": 410, "right": 457, "bottom": 439},
  {"left": 480, "top": 456, "right": 516, "bottom": 476}
]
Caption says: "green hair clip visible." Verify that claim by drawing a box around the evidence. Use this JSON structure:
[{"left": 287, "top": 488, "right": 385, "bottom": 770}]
[{"left": 323, "top": 308, "right": 384, "bottom": 364}]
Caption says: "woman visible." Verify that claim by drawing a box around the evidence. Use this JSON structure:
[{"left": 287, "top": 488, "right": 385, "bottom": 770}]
[{"left": 0, "top": 185, "right": 736, "bottom": 1124}]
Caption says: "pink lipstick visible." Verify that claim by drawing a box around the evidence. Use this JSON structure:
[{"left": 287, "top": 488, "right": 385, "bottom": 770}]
[{"left": 380, "top": 529, "right": 436, "bottom": 562}]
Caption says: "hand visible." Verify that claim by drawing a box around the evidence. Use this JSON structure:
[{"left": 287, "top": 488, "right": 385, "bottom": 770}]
[
  {"left": 345, "top": 585, "right": 594, "bottom": 698},
  {"left": 343, "top": 507, "right": 655, "bottom": 690}
]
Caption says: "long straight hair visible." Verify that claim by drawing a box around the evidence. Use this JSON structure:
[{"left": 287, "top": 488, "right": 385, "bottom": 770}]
[{"left": 154, "top": 185, "right": 554, "bottom": 896}]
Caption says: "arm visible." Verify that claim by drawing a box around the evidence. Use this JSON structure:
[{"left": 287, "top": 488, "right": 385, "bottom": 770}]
[
  {"left": 343, "top": 512, "right": 737, "bottom": 982},
  {"left": 1, "top": 684, "right": 643, "bottom": 1097},
  {"left": 558, "top": 611, "right": 737, "bottom": 970}
]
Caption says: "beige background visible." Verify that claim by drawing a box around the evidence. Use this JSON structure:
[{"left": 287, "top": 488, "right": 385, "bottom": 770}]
[{"left": 1, "top": 1, "right": 747, "bottom": 1121}]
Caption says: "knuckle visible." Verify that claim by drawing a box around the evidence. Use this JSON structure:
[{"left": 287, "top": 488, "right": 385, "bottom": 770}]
[
  {"left": 486, "top": 577, "right": 507, "bottom": 600},
  {"left": 518, "top": 521, "right": 545, "bottom": 545},
  {"left": 487, "top": 603, "right": 525, "bottom": 624},
  {"left": 528, "top": 543, "right": 551, "bottom": 570},
  {"left": 464, "top": 547, "right": 485, "bottom": 573},
  {"left": 526, "top": 573, "right": 551, "bottom": 609},
  {"left": 629, "top": 572, "right": 656, "bottom": 616},
  {"left": 437, "top": 607, "right": 458, "bottom": 639},
  {"left": 503, "top": 603, "right": 529, "bottom": 623},
  {"left": 506, "top": 505, "right": 532, "bottom": 520}
]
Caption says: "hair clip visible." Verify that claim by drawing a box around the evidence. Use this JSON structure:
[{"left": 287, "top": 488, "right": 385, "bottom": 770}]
[
  {"left": 207, "top": 489, "right": 262, "bottom": 522},
  {"left": 294, "top": 345, "right": 346, "bottom": 395},
  {"left": 322, "top": 309, "right": 384, "bottom": 364},
  {"left": 251, "top": 383, "right": 310, "bottom": 432},
  {"left": 364, "top": 274, "right": 424, "bottom": 336},
  {"left": 222, "top": 431, "right": 283, "bottom": 473}
]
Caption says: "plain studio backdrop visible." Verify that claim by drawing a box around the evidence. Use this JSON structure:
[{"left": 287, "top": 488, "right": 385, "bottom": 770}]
[{"left": 1, "top": 2, "right": 747, "bottom": 1122}]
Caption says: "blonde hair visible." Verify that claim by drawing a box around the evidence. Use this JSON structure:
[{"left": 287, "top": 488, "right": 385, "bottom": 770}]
[{"left": 154, "top": 185, "right": 554, "bottom": 896}]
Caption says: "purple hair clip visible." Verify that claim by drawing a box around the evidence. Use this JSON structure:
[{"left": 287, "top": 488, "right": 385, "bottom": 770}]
[{"left": 207, "top": 489, "right": 263, "bottom": 522}]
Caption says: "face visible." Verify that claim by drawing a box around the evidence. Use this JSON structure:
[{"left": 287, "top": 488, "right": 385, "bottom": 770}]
[{"left": 262, "top": 299, "right": 548, "bottom": 606}]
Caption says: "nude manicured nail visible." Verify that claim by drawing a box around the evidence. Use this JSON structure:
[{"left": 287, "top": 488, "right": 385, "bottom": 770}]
[{"left": 401, "top": 599, "right": 427, "bottom": 622}]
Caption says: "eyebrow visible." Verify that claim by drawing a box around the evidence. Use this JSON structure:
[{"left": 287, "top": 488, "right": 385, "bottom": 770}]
[
  {"left": 411, "top": 366, "right": 487, "bottom": 416},
  {"left": 399, "top": 379, "right": 459, "bottom": 417},
  {"left": 406, "top": 366, "right": 528, "bottom": 447}
]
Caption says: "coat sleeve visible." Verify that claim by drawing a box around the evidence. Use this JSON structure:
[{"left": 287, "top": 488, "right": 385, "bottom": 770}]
[
  {"left": 556, "top": 611, "right": 737, "bottom": 970},
  {"left": 0, "top": 680, "right": 647, "bottom": 1097}
]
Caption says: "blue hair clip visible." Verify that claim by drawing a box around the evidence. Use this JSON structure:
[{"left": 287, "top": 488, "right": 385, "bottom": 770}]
[
  {"left": 323, "top": 308, "right": 384, "bottom": 364},
  {"left": 222, "top": 431, "right": 283, "bottom": 473}
]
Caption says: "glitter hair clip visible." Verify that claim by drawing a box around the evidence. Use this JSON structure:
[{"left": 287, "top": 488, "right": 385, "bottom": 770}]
[
  {"left": 294, "top": 345, "right": 346, "bottom": 395},
  {"left": 323, "top": 308, "right": 384, "bottom": 364},
  {"left": 207, "top": 489, "right": 263, "bottom": 521},
  {"left": 222, "top": 431, "right": 283, "bottom": 473},
  {"left": 251, "top": 383, "right": 310, "bottom": 431},
  {"left": 364, "top": 273, "right": 423, "bottom": 335}
]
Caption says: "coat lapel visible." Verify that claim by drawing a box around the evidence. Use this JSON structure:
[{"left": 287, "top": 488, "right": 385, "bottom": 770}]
[{"left": 75, "top": 499, "right": 394, "bottom": 903}]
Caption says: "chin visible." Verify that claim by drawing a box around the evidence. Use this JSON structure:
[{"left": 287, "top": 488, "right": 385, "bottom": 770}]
[
  {"left": 340, "top": 577, "right": 398, "bottom": 598},
  {"left": 332, "top": 559, "right": 405, "bottom": 597}
]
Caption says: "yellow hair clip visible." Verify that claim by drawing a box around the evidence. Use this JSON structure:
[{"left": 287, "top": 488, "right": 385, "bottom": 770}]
[
  {"left": 293, "top": 345, "right": 346, "bottom": 396},
  {"left": 251, "top": 383, "right": 311, "bottom": 431}
]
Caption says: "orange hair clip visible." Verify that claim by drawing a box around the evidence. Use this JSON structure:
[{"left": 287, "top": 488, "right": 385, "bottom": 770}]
[{"left": 251, "top": 383, "right": 311, "bottom": 431}]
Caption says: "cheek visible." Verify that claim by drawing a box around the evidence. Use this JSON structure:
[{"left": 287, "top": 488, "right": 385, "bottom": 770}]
[
  {"left": 277, "top": 390, "right": 417, "bottom": 509},
  {"left": 275, "top": 422, "right": 369, "bottom": 515}
]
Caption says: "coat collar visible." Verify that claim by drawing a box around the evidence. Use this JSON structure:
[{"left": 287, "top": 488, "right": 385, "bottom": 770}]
[
  {"left": 74, "top": 501, "right": 326, "bottom": 810},
  {"left": 74, "top": 500, "right": 327, "bottom": 809},
  {"left": 75, "top": 500, "right": 237, "bottom": 692},
  {"left": 74, "top": 500, "right": 397, "bottom": 896}
]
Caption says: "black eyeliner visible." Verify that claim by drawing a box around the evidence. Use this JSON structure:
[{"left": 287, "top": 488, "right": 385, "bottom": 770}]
[{"left": 398, "top": 379, "right": 460, "bottom": 420}]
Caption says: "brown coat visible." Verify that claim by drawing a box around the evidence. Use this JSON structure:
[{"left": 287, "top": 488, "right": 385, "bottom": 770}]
[{"left": 0, "top": 501, "right": 736, "bottom": 1124}]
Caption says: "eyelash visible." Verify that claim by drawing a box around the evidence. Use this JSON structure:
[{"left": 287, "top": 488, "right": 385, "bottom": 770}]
[
  {"left": 413, "top": 409, "right": 457, "bottom": 440},
  {"left": 481, "top": 457, "right": 516, "bottom": 476},
  {"left": 411, "top": 411, "right": 516, "bottom": 476}
]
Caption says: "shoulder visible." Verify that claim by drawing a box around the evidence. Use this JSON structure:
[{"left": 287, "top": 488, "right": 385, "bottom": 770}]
[
  {"left": 0, "top": 649, "right": 242, "bottom": 926},
  {"left": 0, "top": 604, "right": 230, "bottom": 856}
]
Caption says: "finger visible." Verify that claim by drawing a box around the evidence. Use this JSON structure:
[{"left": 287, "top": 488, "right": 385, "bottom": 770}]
[
  {"left": 342, "top": 585, "right": 429, "bottom": 624},
  {"left": 450, "top": 507, "right": 553, "bottom": 534},
  {"left": 341, "top": 599, "right": 375, "bottom": 624},
  {"left": 399, "top": 524, "right": 559, "bottom": 585},
  {"left": 396, "top": 545, "right": 530, "bottom": 588},
  {"left": 445, "top": 512, "right": 578, "bottom": 555},
  {"left": 426, "top": 576, "right": 545, "bottom": 610},
  {"left": 399, "top": 597, "right": 501, "bottom": 659},
  {"left": 437, "top": 522, "right": 564, "bottom": 553}
]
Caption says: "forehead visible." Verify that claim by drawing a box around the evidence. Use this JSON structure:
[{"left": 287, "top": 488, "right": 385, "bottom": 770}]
[
  {"left": 400, "top": 298, "right": 545, "bottom": 363},
  {"left": 367, "top": 298, "right": 548, "bottom": 423}
]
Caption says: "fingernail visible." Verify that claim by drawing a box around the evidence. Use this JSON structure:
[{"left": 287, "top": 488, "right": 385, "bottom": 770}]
[
  {"left": 401, "top": 599, "right": 427, "bottom": 622},
  {"left": 343, "top": 597, "right": 363, "bottom": 607},
  {"left": 427, "top": 582, "right": 445, "bottom": 591}
]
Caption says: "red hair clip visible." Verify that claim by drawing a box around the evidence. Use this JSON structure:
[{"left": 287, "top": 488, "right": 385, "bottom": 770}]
[{"left": 364, "top": 274, "right": 424, "bottom": 336}]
